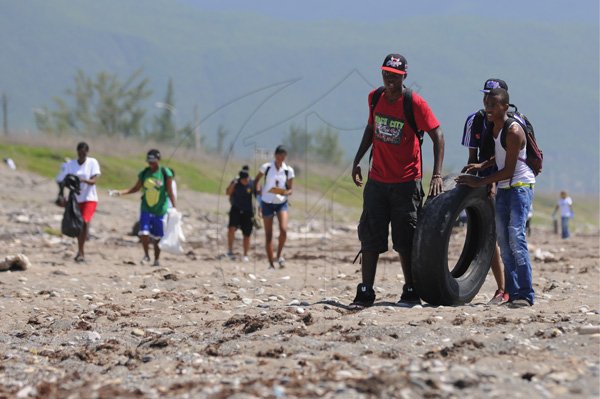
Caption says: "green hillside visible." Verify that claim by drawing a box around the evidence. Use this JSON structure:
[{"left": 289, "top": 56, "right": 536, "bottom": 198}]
[
  {"left": 0, "top": 0, "right": 598, "bottom": 196},
  {"left": 1, "top": 137, "right": 597, "bottom": 232}
]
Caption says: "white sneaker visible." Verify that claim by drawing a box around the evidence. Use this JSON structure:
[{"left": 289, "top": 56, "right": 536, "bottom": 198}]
[
  {"left": 278, "top": 257, "right": 285, "bottom": 268},
  {"left": 242, "top": 256, "right": 250, "bottom": 263}
]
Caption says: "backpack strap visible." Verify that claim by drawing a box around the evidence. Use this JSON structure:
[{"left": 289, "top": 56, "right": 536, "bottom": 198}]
[
  {"left": 402, "top": 88, "right": 426, "bottom": 192},
  {"left": 501, "top": 117, "right": 526, "bottom": 186},
  {"left": 368, "top": 87, "right": 385, "bottom": 164},
  {"left": 141, "top": 166, "right": 151, "bottom": 181},
  {"left": 500, "top": 117, "right": 515, "bottom": 149},
  {"left": 264, "top": 165, "right": 290, "bottom": 189},
  {"left": 473, "top": 109, "right": 495, "bottom": 163},
  {"left": 263, "top": 165, "right": 271, "bottom": 187},
  {"left": 500, "top": 118, "right": 528, "bottom": 164},
  {"left": 402, "top": 88, "right": 423, "bottom": 144},
  {"left": 161, "top": 166, "right": 168, "bottom": 183},
  {"left": 370, "top": 86, "right": 385, "bottom": 111},
  {"left": 474, "top": 109, "right": 486, "bottom": 135}
]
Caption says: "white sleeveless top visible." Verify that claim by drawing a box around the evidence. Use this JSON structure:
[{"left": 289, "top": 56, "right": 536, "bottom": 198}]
[{"left": 494, "top": 121, "right": 535, "bottom": 189}]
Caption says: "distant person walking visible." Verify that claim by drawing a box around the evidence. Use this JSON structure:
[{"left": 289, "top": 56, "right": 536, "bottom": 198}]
[
  {"left": 3, "top": 158, "right": 16, "bottom": 170},
  {"left": 228, "top": 165, "right": 250, "bottom": 205},
  {"left": 350, "top": 53, "right": 445, "bottom": 308},
  {"left": 56, "top": 142, "right": 101, "bottom": 263},
  {"left": 460, "top": 78, "right": 511, "bottom": 305},
  {"left": 526, "top": 204, "right": 533, "bottom": 237},
  {"left": 553, "top": 191, "right": 573, "bottom": 239},
  {"left": 457, "top": 88, "right": 535, "bottom": 308},
  {"left": 111, "top": 149, "right": 176, "bottom": 266},
  {"left": 226, "top": 168, "right": 255, "bottom": 262},
  {"left": 254, "top": 145, "right": 294, "bottom": 269}
]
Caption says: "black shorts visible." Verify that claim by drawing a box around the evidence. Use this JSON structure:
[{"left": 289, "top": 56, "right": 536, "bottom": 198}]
[
  {"left": 228, "top": 207, "right": 253, "bottom": 237},
  {"left": 358, "top": 179, "right": 423, "bottom": 254}
]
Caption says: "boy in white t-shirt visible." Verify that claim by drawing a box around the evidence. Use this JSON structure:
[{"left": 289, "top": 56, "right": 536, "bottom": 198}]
[
  {"left": 56, "top": 142, "right": 101, "bottom": 263},
  {"left": 253, "top": 145, "right": 295, "bottom": 269}
]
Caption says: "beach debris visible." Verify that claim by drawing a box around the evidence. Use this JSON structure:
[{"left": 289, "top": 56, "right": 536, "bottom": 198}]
[{"left": 0, "top": 254, "right": 31, "bottom": 271}]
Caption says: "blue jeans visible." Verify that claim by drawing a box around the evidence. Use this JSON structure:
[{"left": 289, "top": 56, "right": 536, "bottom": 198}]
[
  {"left": 561, "top": 216, "right": 570, "bottom": 239},
  {"left": 495, "top": 187, "right": 535, "bottom": 304}
]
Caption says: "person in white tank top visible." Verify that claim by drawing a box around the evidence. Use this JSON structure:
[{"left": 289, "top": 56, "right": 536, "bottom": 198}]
[
  {"left": 456, "top": 88, "right": 535, "bottom": 307},
  {"left": 493, "top": 122, "right": 535, "bottom": 189}
]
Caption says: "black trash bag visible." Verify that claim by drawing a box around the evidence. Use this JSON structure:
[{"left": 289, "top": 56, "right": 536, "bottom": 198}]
[
  {"left": 61, "top": 174, "right": 81, "bottom": 195},
  {"left": 61, "top": 174, "right": 83, "bottom": 237}
]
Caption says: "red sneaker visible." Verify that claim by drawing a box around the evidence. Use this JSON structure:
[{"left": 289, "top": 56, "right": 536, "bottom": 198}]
[{"left": 488, "top": 289, "right": 509, "bottom": 305}]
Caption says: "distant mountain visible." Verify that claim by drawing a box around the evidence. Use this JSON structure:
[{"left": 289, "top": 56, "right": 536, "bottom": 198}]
[{"left": 0, "top": 0, "right": 598, "bottom": 194}]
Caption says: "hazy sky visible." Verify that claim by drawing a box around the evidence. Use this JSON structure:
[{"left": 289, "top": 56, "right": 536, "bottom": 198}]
[{"left": 183, "top": 0, "right": 599, "bottom": 24}]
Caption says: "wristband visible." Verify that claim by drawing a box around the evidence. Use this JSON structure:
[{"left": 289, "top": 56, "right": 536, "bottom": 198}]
[{"left": 432, "top": 174, "right": 442, "bottom": 179}]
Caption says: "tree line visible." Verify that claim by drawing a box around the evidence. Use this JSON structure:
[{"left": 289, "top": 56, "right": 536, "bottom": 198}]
[{"left": 35, "top": 69, "right": 345, "bottom": 164}]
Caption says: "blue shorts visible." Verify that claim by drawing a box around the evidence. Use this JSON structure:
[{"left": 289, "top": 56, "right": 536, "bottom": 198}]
[
  {"left": 139, "top": 211, "right": 165, "bottom": 239},
  {"left": 261, "top": 201, "right": 288, "bottom": 218}
]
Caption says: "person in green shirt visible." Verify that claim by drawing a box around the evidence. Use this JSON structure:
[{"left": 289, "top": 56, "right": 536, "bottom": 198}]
[{"left": 112, "top": 149, "right": 176, "bottom": 266}]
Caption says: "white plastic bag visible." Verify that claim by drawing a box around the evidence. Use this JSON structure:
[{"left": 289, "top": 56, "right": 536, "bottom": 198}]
[{"left": 159, "top": 208, "right": 185, "bottom": 254}]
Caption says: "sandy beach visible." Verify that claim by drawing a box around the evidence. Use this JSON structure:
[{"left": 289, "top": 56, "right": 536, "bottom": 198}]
[{"left": 0, "top": 166, "right": 598, "bottom": 398}]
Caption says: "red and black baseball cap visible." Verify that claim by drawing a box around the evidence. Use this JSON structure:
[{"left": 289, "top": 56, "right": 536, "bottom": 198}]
[
  {"left": 481, "top": 79, "right": 508, "bottom": 93},
  {"left": 381, "top": 54, "right": 407, "bottom": 75}
]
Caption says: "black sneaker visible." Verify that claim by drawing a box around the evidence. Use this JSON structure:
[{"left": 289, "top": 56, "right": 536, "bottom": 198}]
[
  {"left": 397, "top": 285, "right": 421, "bottom": 307},
  {"left": 349, "top": 283, "right": 375, "bottom": 309}
]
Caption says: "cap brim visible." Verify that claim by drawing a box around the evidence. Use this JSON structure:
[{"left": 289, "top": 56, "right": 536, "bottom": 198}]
[{"left": 381, "top": 66, "right": 406, "bottom": 75}]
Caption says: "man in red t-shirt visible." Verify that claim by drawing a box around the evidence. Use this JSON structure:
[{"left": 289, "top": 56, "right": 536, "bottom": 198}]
[{"left": 350, "top": 53, "right": 445, "bottom": 308}]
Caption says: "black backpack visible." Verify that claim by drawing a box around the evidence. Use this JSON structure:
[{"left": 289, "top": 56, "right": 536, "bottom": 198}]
[
  {"left": 480, "top": 106, "right": 543, "bottom": 176},
  {"left": 465, "top": 110, "right": 494, "bottom": 163}
]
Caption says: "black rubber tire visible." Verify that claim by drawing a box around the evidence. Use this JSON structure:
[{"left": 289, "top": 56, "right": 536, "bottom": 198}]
[{"left": 412, "top": 176, "right": 496, "bottom": 305}]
